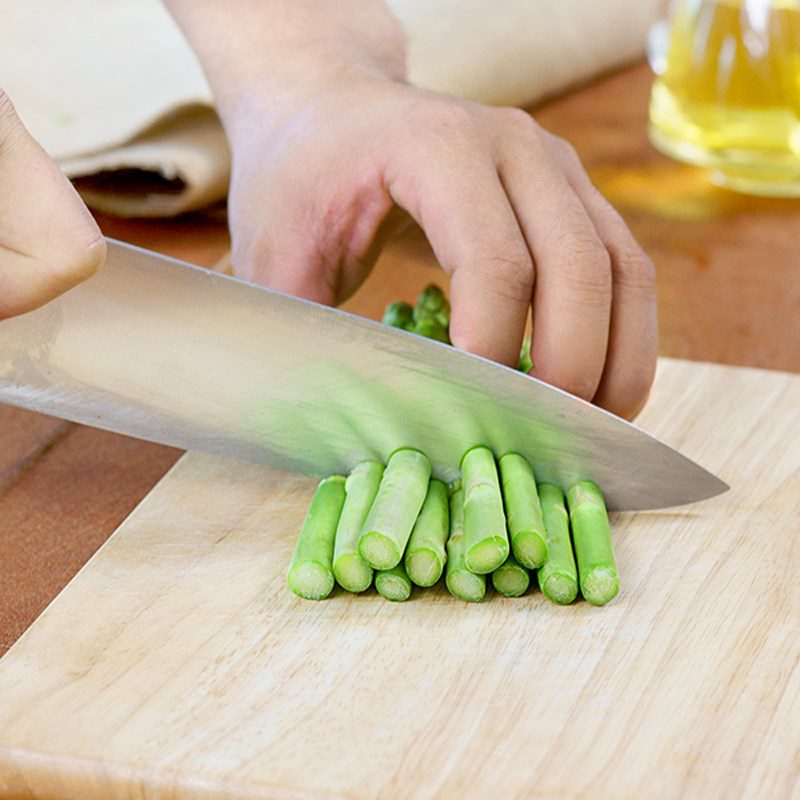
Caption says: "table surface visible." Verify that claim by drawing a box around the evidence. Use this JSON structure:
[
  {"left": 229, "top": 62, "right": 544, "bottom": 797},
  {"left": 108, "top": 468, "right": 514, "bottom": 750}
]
[{"left": 2, "top": 62, "right": 798, "bottom": 656}]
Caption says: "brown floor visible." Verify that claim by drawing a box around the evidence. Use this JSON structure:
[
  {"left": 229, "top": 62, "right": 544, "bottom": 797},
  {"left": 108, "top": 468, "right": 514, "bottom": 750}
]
[{"left": 2, "top": 62, "right": 798, "bottom": 655}]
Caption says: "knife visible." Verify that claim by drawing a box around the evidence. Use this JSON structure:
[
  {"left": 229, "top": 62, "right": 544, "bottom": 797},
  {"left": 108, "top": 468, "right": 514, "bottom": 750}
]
[{"left": 0, "top": 238, "right": 727, "bottom": 511}]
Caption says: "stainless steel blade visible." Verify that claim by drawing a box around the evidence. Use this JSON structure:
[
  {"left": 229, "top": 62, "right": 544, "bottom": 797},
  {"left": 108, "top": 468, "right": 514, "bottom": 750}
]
[{"left": 0, "top": 239, "right": 727, "bottom": 510}]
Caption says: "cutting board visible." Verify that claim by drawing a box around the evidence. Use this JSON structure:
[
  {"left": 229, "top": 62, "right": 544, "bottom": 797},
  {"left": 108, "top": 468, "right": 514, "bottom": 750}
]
[{"left": 0, "top": 358, "right": 798, "bottom": 800}]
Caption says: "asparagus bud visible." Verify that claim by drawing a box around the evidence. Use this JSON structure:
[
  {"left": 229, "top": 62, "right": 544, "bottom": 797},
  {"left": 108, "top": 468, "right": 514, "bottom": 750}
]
[
  {"left": 491, "top": 554, "right": 530, "bottom": 597},
  {"left": 537, "top": 483, "right": 578, "bottom": 605},
  {"left": 359, "top": 448, "right": 432, "bottom": 570},
  {"left": 375, "top": 562, "right": 413, "bottom": 601},
  {"left": 445, "top": 487, "right": 486, "bottom": 602},
  {"left": 287, "top": 475, "right": 346, "bottom": 600},
  {"left": 382, "top": 300, "right": 414, "bottom": 330},
  {"left": 405, "top": 478, "right": 449, "bottom": 586},
  {"left": 333, "top": 460, "right": 384, "bottom": 592},
  {"left": 566, "top": 481, "right": 619, "bottom": 606},
  {"left": 460, "top": 446, "right": 509, "bottom": 574},
  {"left": 417, "top": 283, "right": 451, "bottom": 328},
  {"left": 412, "top": 315, "right": 451, "bottom": 343},
  {"left": 498, "top": 453, "right": 548, "bottom": 569}
]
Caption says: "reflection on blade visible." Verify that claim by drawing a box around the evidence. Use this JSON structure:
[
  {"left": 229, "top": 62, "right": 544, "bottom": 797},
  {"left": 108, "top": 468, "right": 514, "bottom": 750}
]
[{"left": 0, "top": 239, "right": 728, "bottom": 511}]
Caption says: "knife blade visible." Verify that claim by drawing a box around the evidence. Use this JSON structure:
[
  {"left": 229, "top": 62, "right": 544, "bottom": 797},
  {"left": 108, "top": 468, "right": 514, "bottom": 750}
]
[{"left": 0, "top": 238, "right": 727, "bottom": 510}]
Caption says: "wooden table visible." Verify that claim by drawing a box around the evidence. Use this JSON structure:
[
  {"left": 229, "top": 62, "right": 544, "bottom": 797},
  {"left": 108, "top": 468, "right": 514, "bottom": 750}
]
[{"left": 2, "top": 62, "right": 798, "bottom": 656}]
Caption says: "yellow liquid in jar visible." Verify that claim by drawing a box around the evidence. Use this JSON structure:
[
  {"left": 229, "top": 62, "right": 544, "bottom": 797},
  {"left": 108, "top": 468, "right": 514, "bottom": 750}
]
[{"left": 649, "top": 0, "right": 800, "bottom": 195}]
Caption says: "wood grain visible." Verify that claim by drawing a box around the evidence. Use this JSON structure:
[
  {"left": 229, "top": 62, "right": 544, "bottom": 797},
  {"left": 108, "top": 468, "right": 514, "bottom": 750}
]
[{"left": 0, "top": 358, "right": 797, "bottom": 800}]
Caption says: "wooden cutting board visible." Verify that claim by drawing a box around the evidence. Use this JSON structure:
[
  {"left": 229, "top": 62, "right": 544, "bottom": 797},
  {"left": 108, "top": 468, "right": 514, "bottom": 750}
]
[{"left": 0, "top": 358, "right": 798, "bottom": 800}]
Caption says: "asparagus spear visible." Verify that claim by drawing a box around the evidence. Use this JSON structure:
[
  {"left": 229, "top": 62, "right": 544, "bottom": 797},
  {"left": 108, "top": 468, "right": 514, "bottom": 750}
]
[
  {"left": 460, "top": 446, "right": 509, "bottom": 574},
  {"left": 491, "top": 554, "right": 530, "bottom": 597},
  {"left": 287, "top": 475, "right": 346, "bottom": 600},
  {"left": 537, "top": 483, "right": 578, "bottom": 605},
  {"left": 359, "top": 448, "right": 432, "bottom": 570},
  {"left": 404, "top": 478, "right": 449, "bottom": 586},
  {"left": 518, "top": 339, "right": 533, "bottom": 373},
  {"left": 498, "top": 452, "right": 548, "bottom": 569},
  {"left": 566, "top": 481, "right": 619, "bottom": 606},
  {"left": 445, "top": 486, "right": 486, "bottom": 602},
  {"left": 382, "top": 300, "right": 414, "bottom": 330},
  {"left": 375, "top": 562, "right": 413, "bottom": 601},
  {"left": 332, "top": 460, "right": 384, "bottom": 592}
]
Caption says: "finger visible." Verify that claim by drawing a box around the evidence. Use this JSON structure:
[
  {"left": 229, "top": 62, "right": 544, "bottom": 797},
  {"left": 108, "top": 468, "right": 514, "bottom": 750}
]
[
  {"left": 0, "top": 89, "right": 105, "bottom": 318},
  {"left": 388, "top": 157, "right": 532, "bottom": 367},
  {"left": 497, "top": 123, "right": 612, "bottom": 400},
  {"left": 545, "top": 134, "right": 658, "bottom": 419}
]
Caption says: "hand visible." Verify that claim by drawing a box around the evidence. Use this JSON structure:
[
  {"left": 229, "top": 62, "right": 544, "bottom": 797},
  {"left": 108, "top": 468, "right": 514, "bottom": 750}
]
[
  {"left": 223, "top": 77, "right": 657, "bottom": 419},
  {"left": 0, "top": 89, "right": 105, "bottom": 319},
  {"left": 164, "top": 0, "right": 657, "bottom": 420}
]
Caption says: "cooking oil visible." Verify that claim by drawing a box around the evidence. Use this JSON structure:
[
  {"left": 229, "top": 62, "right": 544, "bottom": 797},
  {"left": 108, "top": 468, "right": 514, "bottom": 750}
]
[{"left": 649, "top": 0, "right": 800, "bottom": 196}]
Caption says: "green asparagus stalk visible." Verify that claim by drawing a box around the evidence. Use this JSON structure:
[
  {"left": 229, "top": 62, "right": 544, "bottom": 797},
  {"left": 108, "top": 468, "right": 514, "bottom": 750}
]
[
  {"left": 375, "top": 562, "right": 413, "bottom": 601},
  {"left": 445, "top": 486, "right": 486, "bottom": 602},
  {"left": 518, "top": 339, "right": 533, "bottom": 373},
  {"left": 416, "top": 283, "right": 451, "bottom": 328},
  {"left": 491, "top": 554, "right": 530, "bottom": 597},
  {"left": 498, "top": 452, "right": 548, "bottom": 569},
  {"left": 382, "top": 300, "right": 414, "bottom": 330},
  {"left": 332, "top": 460, "right": 384, "bottom": 592},
  {"left": 405, "top": 478, "right": 449, "bottom": 586},
  {"left": 460, "top": 446, "right": 509, "bottom": 574},
  {"left": 566, "top": 481, "right": 619, "bottom": 606},
  {"left": 287, "top": 475, "right": 346, "bottom": 600},
  {"left": 359, "top": 448, "right": 432, "bottom": 570},
  {"left": 537, "top": 483, "right": 578, "bottom": 605}
]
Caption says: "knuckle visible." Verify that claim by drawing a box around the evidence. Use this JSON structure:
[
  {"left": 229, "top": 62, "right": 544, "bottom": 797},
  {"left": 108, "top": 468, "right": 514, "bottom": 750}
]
[
  {"left": 484, "top": 251, "right": 534, "bottom": 298},
  {"left": 557, "top": 235, "right": 613, "bottom": 296},
  {"left": 614, "top": 248, "right": 657, "bottom": 293},
  {"left": 497, "top": 106, "right": 537, "bottom": 130}
]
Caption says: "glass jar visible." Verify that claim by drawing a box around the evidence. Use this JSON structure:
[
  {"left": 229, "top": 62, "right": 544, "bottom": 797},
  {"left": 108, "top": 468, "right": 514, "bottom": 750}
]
[{"left": 649, "top": 0, "right": 800, "bottom": 196}]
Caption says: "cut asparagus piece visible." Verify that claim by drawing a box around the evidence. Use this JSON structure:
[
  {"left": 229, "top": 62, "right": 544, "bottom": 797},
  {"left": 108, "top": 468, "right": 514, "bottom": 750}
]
[
  {"left": 461, "top": 446, "right": 509, "bottom": 574},
  {"left": 537, "top": 483, "right": 578, "bottom": 605},
  {"left": 382, "top": 300, "right": 414, "bottom": 330},
  {"left": 518, "top": 339, "right": 533, "bottom": 373},
  {"left": 567, "top": 481, "right": 619, "bottom": 606},
  {"left": 498, "top": 452, "right": 548, "bottom": 569},
  {"left": 416, "top": 283, "right": 451, "bottom": 328},
  {"left": 333, "top": 460, "right": 384, "bottom": 592},
  {"left": 492, "top": 554, "right": 530, "bottom": 597},
  {"left": 359, "top": 448, "right": 432, "bottom": 570},
  {"left": 405, "top": 478, "right": 449, "bottom": 586},
  {"left": 445, "top": 487, "right": 486, "bottom": 602},
  {"left": 375, "top": 562, "right": 413, "bottom": 601},
  {"left": 412, "top": 314, "right": 450, "bottom": 343},
  {"left": 287, "top": 475, "right": 346, "bottom": 600}
]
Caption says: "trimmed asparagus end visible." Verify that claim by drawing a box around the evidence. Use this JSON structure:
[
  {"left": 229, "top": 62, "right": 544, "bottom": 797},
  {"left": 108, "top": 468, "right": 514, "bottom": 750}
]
[
  {"left": 446, "top": 570, "right": 486, "bottom": 603},
  {"left": 465, "top": 536, "right": 509, "bottom": 575},
  {"left": 375, "top": 564, "right": 412, "bottom": 602},
  {"left": 405, "top": 548, "right": 444, "bottom": 587},
  {"left": 511, "top": 530, "right": 548, "bottom": 570},
  {"left": 581, "top": 566, "right": 619, "bottom": 606},
  {"left": 492, "top": 557, "right": 530, "bottom": 597},
  {"left": 288, "top": 561, "right": 335, "bottom": 600},
  {"left": 359, "top": 531, "right": 401, "bottom": 571},
  {"left": 333, "top": 552, "right": 373, "bottom": 593},
  {"left": 540, "top": 571, "right": 578, "bottom": 605}
]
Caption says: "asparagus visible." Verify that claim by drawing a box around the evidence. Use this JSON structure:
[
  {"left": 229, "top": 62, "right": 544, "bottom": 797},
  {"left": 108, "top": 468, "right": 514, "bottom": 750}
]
[
  {"left": 382, "top": 300, "right": 414, "bottom": 330},
  {"left": 287, "top": 475, "right": 346, "bottom": 600},
  {"left": 566, "top": 481, "right": 619, "bottom": 606},
  {"left": 460, "top": 446, "right": 509, "bottom": 574},
  {"left": 359, "top": 448, "right": 432, "bottom": 570},
  {"left": 518, "top": 339, "right": 533, "bottom": 373},
  {"left": 491, "top": 554, "right": 530, "bottom": 597},
  {"left": 537, "top": 483, "right": 578, "bottom": 605},
  {"left": 413, "top": 315, "right": 451, "bottom": 343},
  {"left": 333, "top": 460, "right": 384, "bottom": 592},
  {"left": 498, "top": 452, "right": 548, "bottom": 569},
  {"left": 416, "top": 283, "right": 451, "bottom": 328},
  {"left": 445, "top": 486, "right": 486, "bottom": 602},
  {"left": 375, "top": 562, "right": 413, "bottom": 601},
  {"left": 405, "top": 478, "right": 449, "bottom": 586}
]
